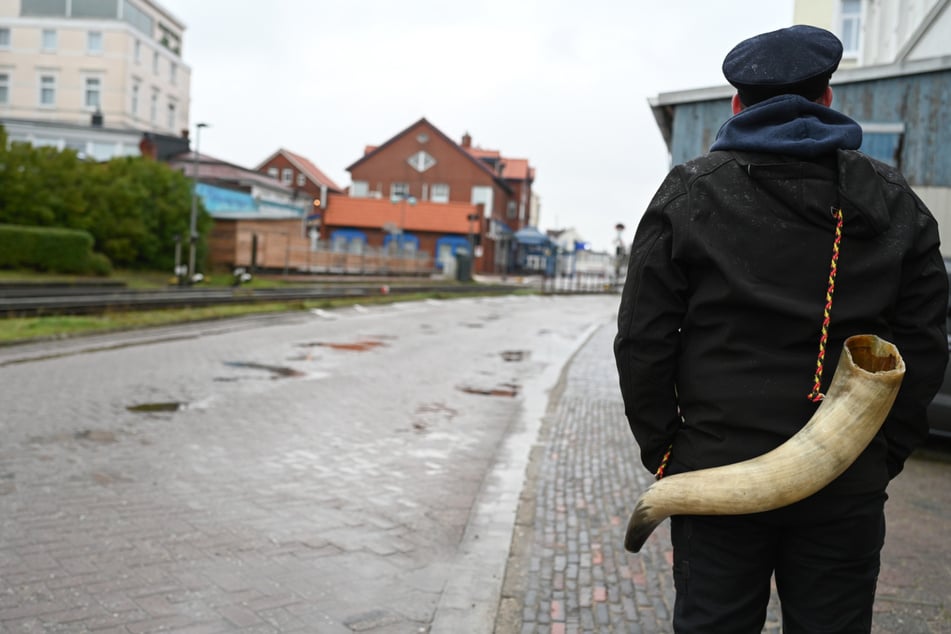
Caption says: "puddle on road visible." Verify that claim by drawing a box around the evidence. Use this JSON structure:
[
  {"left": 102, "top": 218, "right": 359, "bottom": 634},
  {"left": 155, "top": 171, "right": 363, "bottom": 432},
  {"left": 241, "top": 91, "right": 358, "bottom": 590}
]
[
  {"left": 221, "top": 361, "right": 307, "bottom": 378},
  {"left": 501, "top": 350, "right": 530, "bottom": 362},
  {"left": 297, "top": 339, "right": 387, "bottom": 352},
  {"left": 127, "top": 401, "right": 186, "bottom": 413},
  {"left": 457, "top": 382, "right": 521, "bottom": 397}
]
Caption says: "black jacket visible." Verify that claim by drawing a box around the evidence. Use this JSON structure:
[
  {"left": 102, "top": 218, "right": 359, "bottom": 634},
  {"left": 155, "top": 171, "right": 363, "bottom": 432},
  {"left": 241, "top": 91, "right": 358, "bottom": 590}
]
[{"left": 615, "top": 97, "right": 948, "bottom": 494}]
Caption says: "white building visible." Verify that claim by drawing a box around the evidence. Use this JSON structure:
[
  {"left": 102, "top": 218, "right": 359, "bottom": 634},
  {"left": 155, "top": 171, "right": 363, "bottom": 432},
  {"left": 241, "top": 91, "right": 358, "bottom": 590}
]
[
  {"left": 794, "top": 0, "right": 951, "bottom": 67},
  {"left": 793, "top": 0, "right": 951, "bottom": 248},
  {"left": 0, "top": 0, "right": 190, "bottom": 159}
]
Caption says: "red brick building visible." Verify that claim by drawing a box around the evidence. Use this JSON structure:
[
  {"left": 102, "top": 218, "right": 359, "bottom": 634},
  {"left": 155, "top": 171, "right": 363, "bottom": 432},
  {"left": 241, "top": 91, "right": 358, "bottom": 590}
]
[
  {"left": 255, "top": 148, "right": 344, "bottom": 208},
  {"left": 326, "top": 118, "right": 536, "bottom": 274}
]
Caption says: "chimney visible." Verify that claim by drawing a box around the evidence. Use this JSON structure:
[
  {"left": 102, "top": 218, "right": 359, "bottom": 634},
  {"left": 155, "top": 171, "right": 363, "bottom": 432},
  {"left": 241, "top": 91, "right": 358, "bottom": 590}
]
[
  {"left": 461, "top": 132, "right": 471, "bottom": 148},
  {"left": 91, "top": 108, "right": 103, "bottom": 127}
]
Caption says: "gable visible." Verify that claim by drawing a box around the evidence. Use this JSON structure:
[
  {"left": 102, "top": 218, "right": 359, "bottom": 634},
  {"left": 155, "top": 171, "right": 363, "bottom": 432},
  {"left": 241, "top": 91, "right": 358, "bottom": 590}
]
[{"left": 347, "top": 118, "right": 509, "bottom": 190}]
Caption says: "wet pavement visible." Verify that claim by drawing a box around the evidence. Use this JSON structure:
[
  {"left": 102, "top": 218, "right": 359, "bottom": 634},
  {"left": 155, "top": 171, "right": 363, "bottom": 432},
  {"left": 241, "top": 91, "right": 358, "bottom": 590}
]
[
  {"left": 495, "top": 321, "right": 951, "bottom": 634},
  {"left": 1, "top": 294, "right": 950, "bottom": 633}
]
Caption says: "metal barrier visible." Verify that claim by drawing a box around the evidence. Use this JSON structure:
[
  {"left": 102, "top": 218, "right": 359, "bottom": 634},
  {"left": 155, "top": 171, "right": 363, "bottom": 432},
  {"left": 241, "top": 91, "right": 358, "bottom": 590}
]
[{"left": 540, "top": 272, "right": 619, "bottom": 294}]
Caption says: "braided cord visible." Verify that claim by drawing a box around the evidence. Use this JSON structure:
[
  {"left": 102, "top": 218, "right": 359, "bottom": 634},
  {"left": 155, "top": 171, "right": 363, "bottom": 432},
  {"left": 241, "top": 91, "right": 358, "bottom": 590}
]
[
  {"left": 808, "top": 207, "right": 844, "bottom": 403},
  {"left": 654, "top": 207, "right": 843, "bottom": 477},
  {"left": 654, "top": 445, "right": 672, "bottom": 480}
]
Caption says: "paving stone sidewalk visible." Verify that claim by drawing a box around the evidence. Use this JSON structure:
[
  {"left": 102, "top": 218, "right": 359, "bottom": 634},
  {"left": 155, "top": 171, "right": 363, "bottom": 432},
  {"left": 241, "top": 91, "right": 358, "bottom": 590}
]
[{"left": 494, "top": 322, "right": 784, "bottom": 634}]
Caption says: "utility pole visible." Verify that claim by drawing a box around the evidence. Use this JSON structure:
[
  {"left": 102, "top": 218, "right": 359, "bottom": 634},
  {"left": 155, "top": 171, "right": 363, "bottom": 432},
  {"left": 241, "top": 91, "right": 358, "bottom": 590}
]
[{"left": 187, "top": 122, "right": 209, "bottom": 283}]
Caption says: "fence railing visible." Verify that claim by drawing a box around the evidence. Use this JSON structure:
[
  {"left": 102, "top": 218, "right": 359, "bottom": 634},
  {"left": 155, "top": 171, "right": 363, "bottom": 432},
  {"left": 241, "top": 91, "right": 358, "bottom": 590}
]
[
  {"left": 232, "top": 233, "right": 435, "bottom": 276},
  {"left": 540, "top": 271, "right": 620, "bottom": 294}
]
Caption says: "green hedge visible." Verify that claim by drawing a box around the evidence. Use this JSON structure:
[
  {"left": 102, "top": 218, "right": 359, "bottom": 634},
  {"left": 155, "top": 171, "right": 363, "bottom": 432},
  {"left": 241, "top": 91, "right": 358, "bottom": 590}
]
[{"left": 0, "top": 223, "right": 112, "bottom": 275}]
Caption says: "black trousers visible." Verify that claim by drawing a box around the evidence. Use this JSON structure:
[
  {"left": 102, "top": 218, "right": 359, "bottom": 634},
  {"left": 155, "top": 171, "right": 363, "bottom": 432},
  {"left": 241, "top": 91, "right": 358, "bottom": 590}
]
[{"left": 670, "top": 490, "right": 887, "bottom": 634}]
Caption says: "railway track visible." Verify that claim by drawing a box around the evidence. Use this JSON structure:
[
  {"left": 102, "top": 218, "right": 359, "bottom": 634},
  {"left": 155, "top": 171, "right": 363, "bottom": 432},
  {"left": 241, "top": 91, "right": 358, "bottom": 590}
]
[{"left": 0, "top": 282, "right": 522, "bottom": 316}]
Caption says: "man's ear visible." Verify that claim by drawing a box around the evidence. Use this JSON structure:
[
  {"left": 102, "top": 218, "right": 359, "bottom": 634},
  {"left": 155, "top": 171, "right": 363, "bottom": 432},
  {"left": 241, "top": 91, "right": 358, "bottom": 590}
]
[
  {"left": 731, "top": 93, "right": 744, "bottom": 114},
  {"left": 818, "top": 86, "right": 833, "bottom": 107}
]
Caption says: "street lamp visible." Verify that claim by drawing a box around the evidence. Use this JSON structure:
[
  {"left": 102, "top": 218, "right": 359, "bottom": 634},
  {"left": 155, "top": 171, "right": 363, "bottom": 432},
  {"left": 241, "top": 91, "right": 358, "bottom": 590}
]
[
  {"left": 187, "top": 122, "right": 210, "bottom": 283},
  {"left": 614, "top": 223, "right": 626, "bottom": 284}
]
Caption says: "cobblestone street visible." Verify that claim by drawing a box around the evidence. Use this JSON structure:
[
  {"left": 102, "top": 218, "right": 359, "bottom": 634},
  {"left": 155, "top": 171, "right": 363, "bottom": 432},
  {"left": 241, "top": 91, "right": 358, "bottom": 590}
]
[{"left": 1, "top": 294, "right": 949, "bottom": 633}]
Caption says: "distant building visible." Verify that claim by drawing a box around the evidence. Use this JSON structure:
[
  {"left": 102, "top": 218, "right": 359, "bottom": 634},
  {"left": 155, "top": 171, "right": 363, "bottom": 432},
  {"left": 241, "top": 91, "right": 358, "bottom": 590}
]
[
  {"left": 0, "top": 0, "right": 190, "bottom": 159},
  {"left": 255, "top": 148, "right": 344, "bottom": 206},
  {"left": 167, "top": 151, "right": 310, "bottom": 272},
  {"left": 322, "top": 196, "right": 481, "bottom": 274},
  {"left": 336, "top": 117, "right": 538, "bottom": 274}
]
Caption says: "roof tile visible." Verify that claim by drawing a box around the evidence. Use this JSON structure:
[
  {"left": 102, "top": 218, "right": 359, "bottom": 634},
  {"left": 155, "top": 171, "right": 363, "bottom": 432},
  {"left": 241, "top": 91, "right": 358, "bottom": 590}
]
[{"left": 324, "top": 196, "right": 479, "bottom": 234}]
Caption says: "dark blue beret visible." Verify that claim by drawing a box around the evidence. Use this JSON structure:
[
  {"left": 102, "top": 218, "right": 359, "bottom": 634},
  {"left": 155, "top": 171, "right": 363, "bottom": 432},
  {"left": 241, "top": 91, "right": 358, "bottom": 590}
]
[{"left": 723, "top": 25, "right": 843, "bottom": 105}]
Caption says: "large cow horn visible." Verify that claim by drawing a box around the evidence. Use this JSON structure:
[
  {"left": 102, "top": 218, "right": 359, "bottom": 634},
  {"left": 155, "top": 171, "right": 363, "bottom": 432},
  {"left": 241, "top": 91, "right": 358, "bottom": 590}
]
[{"left": 624, "top": 334, "right": 904, "bottom": 553}]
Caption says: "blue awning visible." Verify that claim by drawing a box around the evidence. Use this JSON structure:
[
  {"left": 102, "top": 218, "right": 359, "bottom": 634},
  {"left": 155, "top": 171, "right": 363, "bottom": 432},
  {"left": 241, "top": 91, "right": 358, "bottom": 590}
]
[
  {"left": 196, "top": 183, "right": 256, "bottom": 213},
  {"left": 514, "top": 226, "right": 552, "bottom": 246}
]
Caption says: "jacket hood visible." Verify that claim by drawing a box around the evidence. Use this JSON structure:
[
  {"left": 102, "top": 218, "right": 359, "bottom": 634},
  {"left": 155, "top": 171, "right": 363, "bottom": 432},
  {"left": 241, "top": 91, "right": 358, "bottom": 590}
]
[
  {"left": 719, "top": 148, "right": 893, "bottom": 238},
  {"left": 711, "top": 94, "right": 863, "bottom": 158},
  {"left": 709, "top": 95, "right": 889, "bottom": 237}
]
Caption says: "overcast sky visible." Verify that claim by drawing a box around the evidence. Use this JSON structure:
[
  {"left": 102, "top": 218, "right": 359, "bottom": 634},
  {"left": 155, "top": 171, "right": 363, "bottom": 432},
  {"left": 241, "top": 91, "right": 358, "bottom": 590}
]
[{"left": 159, "top": 1, "right": 794, "bottom": 251}]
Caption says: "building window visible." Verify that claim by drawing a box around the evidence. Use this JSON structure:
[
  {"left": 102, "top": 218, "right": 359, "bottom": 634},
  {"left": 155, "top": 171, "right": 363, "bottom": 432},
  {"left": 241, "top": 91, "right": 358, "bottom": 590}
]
[
  {"left": 152, "top": 51, "right": 159, "bottom": 74},
  {"left": 21, "top": 0, "right": 67, "bottom": 16},
  {"left": 39, "top": 75, "right": 56, "bottom": 106},
  {"left": 859, "top": 122, "right": 904, "bottom": 167},
  {"left": 134, "top": 39, "right": 141, "bottom": 63},
  {"left": 507, "top": 200, "right": 518, "bottom": 219},
  {"left": 149, "top": 91, "right": 157, "bottom": 123},
  {"left": 84, "top": 77, "right": 101, "bottom": 108},
  {"left": 167, "top": 101, "right": 176, "bottom": 129},
  {"left": 296, "top": 173, "right": 306, "bottom": 187},
  {"left": 282, "top": 168, "right": 293, "bottom": 184},
  {"left": 41, "top": 29, "right": 57, "bottom": 51},
  {"left": 131, "top": 82, "right": 139, "bottom": 115},
  {"left": 72, "top": 0, "right": 120, "bottom": 18},
  {"left": 840, "top": 0, "right": 862, "bottom": 56},
  {"left": 391, "top": 182, "right": 409, "bottom": 199},
  {"left": 267, "top": 167, "right": 279, "bottom": 179},
  {"left": 471, "top": 185, "right": 493, "bottom": 215},
  {"left": 0, "top": 27, "right": 11, "bottom": 48},
  {"left": 169, "top": 62, "right": 177, "bottom": 85},
  {"left": 431, "top": 183, "right": 450, "bottom": 203},
  {"left": 351, "top": 180, "right": 369, "bottom": 197},
  {"left": 87, "top": 30, "right": 102, "bottom": 53},
  {"left": 0, "top": 73, "right": 9, "bottom": 104},
  {"left": 407, "top": 150, "right": 436, "bottom": 172},
  {"left": 122, "top": 0, "right": 153, "bottom": 36}
]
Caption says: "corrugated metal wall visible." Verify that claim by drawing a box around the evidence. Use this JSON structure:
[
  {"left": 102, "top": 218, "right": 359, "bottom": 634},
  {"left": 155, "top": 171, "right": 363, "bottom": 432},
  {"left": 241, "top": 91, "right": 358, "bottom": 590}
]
[
  {"left": 667, "top": 69, "right": 951, "bottom": 189},
  {"left": 669, "top": 101, "right": 732, "bottom": 167},
  {"left": 835, "top": 70, "right": 951, "bottom": 186},
  {"left": 662, "top": 68, "right": 951, "bottom": 254}
]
